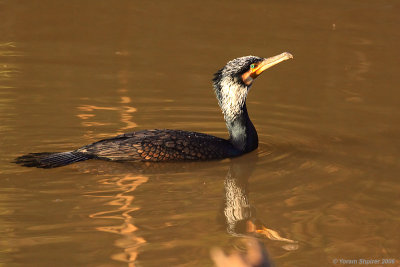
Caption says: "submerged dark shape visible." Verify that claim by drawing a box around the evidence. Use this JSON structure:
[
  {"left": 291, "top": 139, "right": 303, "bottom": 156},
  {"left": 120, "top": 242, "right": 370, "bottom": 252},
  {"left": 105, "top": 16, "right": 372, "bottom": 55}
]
[{"left": 15, "top": 52, "right": 293, "bottom": 168}]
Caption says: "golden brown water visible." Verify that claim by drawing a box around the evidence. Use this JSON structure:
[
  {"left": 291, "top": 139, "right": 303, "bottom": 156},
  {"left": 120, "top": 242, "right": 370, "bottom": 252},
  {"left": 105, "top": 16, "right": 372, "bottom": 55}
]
[{"left": 1, "top": 1, "right": 400, "bottom": 266}]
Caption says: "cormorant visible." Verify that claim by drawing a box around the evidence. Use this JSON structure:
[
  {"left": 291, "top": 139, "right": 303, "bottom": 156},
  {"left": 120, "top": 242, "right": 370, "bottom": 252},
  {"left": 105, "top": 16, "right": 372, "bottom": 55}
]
[{"left": 15, "top": 52, "right": 293, "bottom": 168}]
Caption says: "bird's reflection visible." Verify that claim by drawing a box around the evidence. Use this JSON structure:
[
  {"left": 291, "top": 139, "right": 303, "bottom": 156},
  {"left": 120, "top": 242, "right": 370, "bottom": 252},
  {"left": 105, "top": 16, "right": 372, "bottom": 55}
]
[
  {"left": 79, "top": 152, "right": 296, "bottom": 266},
  {"left": 221, "top": 155, "right": 298, "bottom": 249},
  {"left": 223, "top": 163, "right": 253, "bottom": 236}
]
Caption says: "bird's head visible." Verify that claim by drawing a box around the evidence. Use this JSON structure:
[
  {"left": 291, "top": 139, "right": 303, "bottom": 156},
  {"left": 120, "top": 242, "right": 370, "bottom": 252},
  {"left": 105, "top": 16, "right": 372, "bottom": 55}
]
[{"left": 213, "top": 52, "right": 293, "bottom": 122}]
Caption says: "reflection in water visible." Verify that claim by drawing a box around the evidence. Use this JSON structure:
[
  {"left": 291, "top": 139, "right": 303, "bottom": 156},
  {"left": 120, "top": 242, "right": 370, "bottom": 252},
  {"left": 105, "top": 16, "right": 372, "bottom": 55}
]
[
  {"left": 80, "top": 153, "right": 298, "bottom": 266},
  {"left": 0, "top": 42, "right": 20, "bottom": 88},
  {"left": 86, "top": 174, "right": 148, "bottom": 266},
  {"left": 222, "top": 157, "right": 298, "bottom": 251},
  {"left": 77, "top": 69, "right": 137, "bottom": 140},
  {"left": 0, "top": 42, "right": 22, "bottom": 89},
  {"left": 76, "top": 50, "right": 145, "bottom": 266},
  {"left": 0, "top": 42, "right": 22, "bottom": 57}
]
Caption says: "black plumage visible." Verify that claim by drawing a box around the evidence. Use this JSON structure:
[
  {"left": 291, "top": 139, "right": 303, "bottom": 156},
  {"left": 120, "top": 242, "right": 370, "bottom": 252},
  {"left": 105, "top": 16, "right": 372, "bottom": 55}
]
[
  {"left": 15, "top": 52, "right": 293, "bottom": 168},
  {"left": 80, "top": 129, "right": 240, "bottom": 161}
]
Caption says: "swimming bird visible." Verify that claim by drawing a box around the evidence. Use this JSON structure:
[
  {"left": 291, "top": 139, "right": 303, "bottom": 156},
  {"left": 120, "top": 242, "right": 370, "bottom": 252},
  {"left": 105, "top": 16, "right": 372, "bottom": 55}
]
[{"left": 15, "top": 52, "right": 293, "bottom": 168}]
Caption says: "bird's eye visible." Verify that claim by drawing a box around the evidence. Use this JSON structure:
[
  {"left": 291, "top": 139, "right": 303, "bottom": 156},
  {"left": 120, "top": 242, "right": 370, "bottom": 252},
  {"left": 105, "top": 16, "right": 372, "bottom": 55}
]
[{"left": 250, "top": 64, "right": 255, "bottom": 69}]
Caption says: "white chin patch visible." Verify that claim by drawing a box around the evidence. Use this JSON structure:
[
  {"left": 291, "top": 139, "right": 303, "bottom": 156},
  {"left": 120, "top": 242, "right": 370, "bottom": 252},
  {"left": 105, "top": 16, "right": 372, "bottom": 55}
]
[{"left": 219, "top": 76, "right": 248, "bottom": 121}]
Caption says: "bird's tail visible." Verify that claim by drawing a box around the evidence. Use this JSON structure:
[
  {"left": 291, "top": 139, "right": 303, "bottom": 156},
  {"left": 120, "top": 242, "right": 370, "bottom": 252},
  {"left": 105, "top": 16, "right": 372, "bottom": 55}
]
[{"left": 14, "top": 151, "right": 93, "bottom": 168}]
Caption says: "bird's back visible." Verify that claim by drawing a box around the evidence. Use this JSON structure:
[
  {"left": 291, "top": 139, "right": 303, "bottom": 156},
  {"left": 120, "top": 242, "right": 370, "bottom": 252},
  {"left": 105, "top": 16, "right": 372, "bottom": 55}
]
[{"left": 78, "top": 129, "right": 240, "bottom": 161}]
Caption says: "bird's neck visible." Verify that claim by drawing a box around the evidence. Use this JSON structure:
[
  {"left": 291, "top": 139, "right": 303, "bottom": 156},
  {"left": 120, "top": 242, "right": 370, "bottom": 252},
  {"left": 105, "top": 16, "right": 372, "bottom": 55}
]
[{"left": 226, "top": 104, "right": 258, "bottom": 153}]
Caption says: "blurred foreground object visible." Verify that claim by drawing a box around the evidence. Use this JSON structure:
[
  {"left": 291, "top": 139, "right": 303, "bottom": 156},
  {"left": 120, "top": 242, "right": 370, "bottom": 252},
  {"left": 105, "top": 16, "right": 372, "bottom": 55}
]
[{"left": 211, "top": 238, "right": 273, "bottom": 267}]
